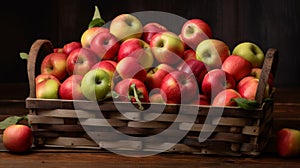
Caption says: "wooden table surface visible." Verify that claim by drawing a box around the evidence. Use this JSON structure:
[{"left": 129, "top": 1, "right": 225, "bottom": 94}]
[{"left": 0, "top": 86, "right": 300, "bottom": 168}]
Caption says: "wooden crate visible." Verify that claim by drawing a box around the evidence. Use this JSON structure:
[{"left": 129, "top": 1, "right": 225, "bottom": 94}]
[{"left": 25, "top": 39, "right": 278, "bottom": 156}]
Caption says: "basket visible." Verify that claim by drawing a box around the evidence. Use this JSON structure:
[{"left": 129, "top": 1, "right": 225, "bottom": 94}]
[{"left": 26, "top": 39, "right": 278, "bottom": 156}]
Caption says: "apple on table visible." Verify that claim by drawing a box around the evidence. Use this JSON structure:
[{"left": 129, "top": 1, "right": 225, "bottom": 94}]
[
  {"left": 2, "top": 124, "right": 33, "bottom": 153},
  {"left": 276, "top": 128, "right": 300, "bottom": 157}
]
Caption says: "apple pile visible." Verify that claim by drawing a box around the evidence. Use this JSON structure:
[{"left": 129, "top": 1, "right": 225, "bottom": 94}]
[{"left": 35, "top": 13, "right": 274, "bottom": 108}]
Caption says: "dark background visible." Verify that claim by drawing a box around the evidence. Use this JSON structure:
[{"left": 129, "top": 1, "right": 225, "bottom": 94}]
[{"left": 1, "top": 0, "right": 299, "bottom": 88}]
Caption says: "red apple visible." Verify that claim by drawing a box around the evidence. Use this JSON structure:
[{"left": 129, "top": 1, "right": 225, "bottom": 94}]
[
  {"left": 81, "top": 27, "right": 109, "bottom": 48},
  {"left": 182, "top": 49, "right": 197, "bottom": 62},
  {"left": 35, "top": 74, "right": 61, "bottom": 99},
  {"left": 160, "top": 70, "right": 198, "bottom": 104},
  {"left": 66, "top": 47, "right": 99, "bottom": 76},
  {"left": 59, "top": 75, "right": 85, "bottom": 100},
  {"left": 2, "top": 124, "right": 33, "bottom": 153},
  {"left": 150, "top": 31, "right": 185, "bottom": 65},
  {"left": 237, "top": 77, "right": 259, "bottom": 100},
  {"left": 145, "top": 63, "right": 175, "bottom": 91},
  {"left": 236, "top": 76, "right": 255, "bottom": 91},
  {"left": 222, "top": 55, "right": 252, "bottom": 81},
  {"left": 117, "top": 38, "right": 154, "bottom": 68},
  {"left": 202, "top": 69, "right": 236, "bottom": 99},
  {"left": 114, "top": 78, "right": 149, "bottom": 103},
  {"left": 276, "top": 128, "right": 300, "bottom": 157},
  {"left": 91, "top": 60, "right": 117, "bottom": 78},
  {"left": 180, "top": 18, "right": 213, "bottom": 50},
  {"left": 116, "top": 57, "right": 147, "bottom": 82},
  {"left": 142, "top": 22, "right": 168, "bottom": 44},
  {"left": 196, "top": 39, "right": 230, "bottom": 69},
  {"left": 212, "top": 89, "right": 242, "bottom": 106},
  {"left": 90, "top": 31, "right": 120, "bottom": 60},
  {"left": 192, "top": 94, "right": 210, "bottom": 105},
  {"left": 63, "top": 41, "right": 82, "bottom": 56},
  {"left": 40, "top": 52, "right": 68, "bottom": 81},
  {"left": 177, "top": 58, "right": 208, "bottom": 86}
]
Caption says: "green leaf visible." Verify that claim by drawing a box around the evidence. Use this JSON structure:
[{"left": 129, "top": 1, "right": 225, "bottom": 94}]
[
  {"left": 88, "top": 5, "right": 105, "bottom": 28},
  {"left": 0, "top": 116, "right": 25, "bottom": 130},
  {"left": 232, "top": 98, "right": 260, "bottom": 110},
  {"left": 19, "top": 52, "right": 29, "bottom": 60}
]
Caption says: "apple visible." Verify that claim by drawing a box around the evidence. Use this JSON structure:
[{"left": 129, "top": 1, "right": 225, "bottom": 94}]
[
  {"left": 237, "top": 77, "right": 259, "bottom": 100},
  {"left": 201, "top": 69, "right": 236, "bottom": 99},
  {"left": 180, "top": 18, "right": 213, "bottom": 50},
  {"left": 232, "top": 42, "right": 265, "bottom": 68},
  {"left": 150, "top": 31, "right": 185, "bottom": 65},
  {"left": 250, "top": 67, "right": 274, "bottom": 90},
  {"left": 66, "top": 47, "right": 99, "bottom": 76},
  {"left": 192, "top": 94, "right": 210, "bottom": 105},
  {"left": 117, "top": 38, "right": 154, "bottom": 68},
  {"left": 59, "top": 75, "right": 85, "bottom": 100},
  {"left": 212, "top": 89, "right": 242, "bottom": 107},
  {"left": 35, "top": 74, "right": 61, "bottom": 99},
  {"left": 91, "top": 60, "right": 117, "bottom": 79},
  {"left": 160, "top": 70, "right": 198, "bottom": 104},
  {"left": 177, "top": 58, "right": 208, "bottom": 86},
  {"left": 109, "top": 13, "right": 143, "bottom": 41},
  {"left": 116, "top": 57, "right": 147, "bottom": 82},
  {"left": 276, "top": 128, "right": 300, "bottom": 157},
  {"left": 149, "top": 91, "right": 167, "bottom": 104},
  {"left": 221, "top": 55, "right": 252, "bottom": 81},
  {"left": 63, "top": 41, "right": 82, "bottom": 56},
  {"left": 114, "top": 78, "right": 149, "bottom": 103},
  {"left": 81, "top": 69, "right": 113, "bottom": 101},
  {"left": 236, "top": 76, "right": 256, "bottom": 91},
  {"left": 145, "top": 63, "right": 175, "bottom": 91},
  {"left": 90, "top": 31, "right": 120, "bottom": 60},
  {"left": 196, "top": 39, "right": 230, "bottom": 69},
  {"left": 80, "top": 27, "right": 109, "bottom": 48},
  {"left": 40, "top": 52, "right": 68, "bottom": 81},
  {"left": 141, "top": 22, "right": 168, "bottom": 44},
  {"left": 182, "top": 49, "right": 197, "bottom": 62},
  {"left": 2, "top": 124, "right": 33, "bottom": 153}
]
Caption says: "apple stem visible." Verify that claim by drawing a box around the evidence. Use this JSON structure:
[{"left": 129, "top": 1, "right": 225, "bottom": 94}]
[{"left": 130, "top": 84, "right": 144, "bottom": 110}]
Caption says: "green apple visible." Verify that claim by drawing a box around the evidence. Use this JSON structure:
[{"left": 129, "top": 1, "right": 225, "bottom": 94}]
[
  {"left": 81, "top": 69, "right": 112, "bottom": 101},
  {"left": 109, "top": 13, "right": 143, "bottom": 41},
  {"left": 232, "top": 42, "right": 265, "bottom": 68}
]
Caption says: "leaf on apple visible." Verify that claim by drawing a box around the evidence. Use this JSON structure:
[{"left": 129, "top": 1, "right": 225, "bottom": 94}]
[
  {"left": 0, "top": 115, "right": 28, "bottom": 130},
  {"left": 231, "top": 98, "right": 260, "bottom": 110},
  {"left": 88, "top": 5, "right": 105, "bottom": 28},
  {"left": 19, "top": 52, "right": 29, "bottom": 60}
]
